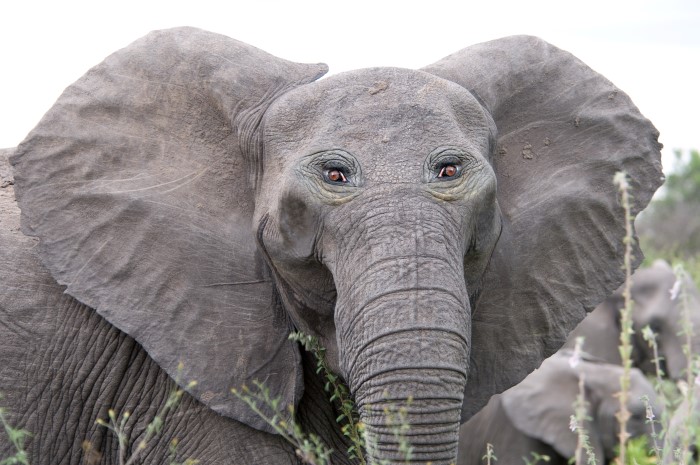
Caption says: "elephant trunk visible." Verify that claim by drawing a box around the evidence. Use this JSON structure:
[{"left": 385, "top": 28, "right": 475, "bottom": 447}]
[
  {"left": 321, "top": 192, "right": 473, "bottom": 464},
  {"left": 354, "top": 333, "right": 467, "bottom": 464},
  {"left": 334, "top": 255, "right": 470, "bottom": 464}
]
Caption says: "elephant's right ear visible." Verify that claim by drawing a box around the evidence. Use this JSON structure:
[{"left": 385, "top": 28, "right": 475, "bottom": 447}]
[
  {"left": 10, "top": 27, "right": 327, "bottom": 433},
  {"left": 423, "top": 35, "right": 663, "bottom": 420}
]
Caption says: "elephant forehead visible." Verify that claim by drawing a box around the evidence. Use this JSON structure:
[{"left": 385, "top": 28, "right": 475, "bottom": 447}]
[{"left": 264, "top": 68, "right": 492, "bottom": 181}]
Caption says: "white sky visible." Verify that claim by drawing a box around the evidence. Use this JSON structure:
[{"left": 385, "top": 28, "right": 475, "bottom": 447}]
[{"left": 2, "top": 0, "right": 698, "bottom": 173}]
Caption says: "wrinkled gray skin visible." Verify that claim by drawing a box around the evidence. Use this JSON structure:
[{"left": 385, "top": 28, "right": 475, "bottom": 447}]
[
  {"left": 0, "top": 28, "right": 662, "bottom": 464},
  {"left": 457, "top": 352, "right": 661, "bottom": 465},
  {"left": 565, "top": 260, "right": 700, "bottom": 380}
]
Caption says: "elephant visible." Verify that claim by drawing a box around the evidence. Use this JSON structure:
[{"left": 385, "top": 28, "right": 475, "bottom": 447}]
[
  {"left": 564, "top": 259, "right": 700, "bottom": 380},
  {"left": 456, "top": 351, "right": 661, "bottom": 465},
  {"left": 0, "top": 27, "right": 662, "bottom": 464}
]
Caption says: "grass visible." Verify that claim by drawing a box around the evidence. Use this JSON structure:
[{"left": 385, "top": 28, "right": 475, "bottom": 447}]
[
  {"left": 93, "top": 362, "right": 199, "bottom": 465},
  {"left": 0, "top": 397, "right": 29, "bottom": 465},
  {"left": 232, "top": 381, "right": 333, "bottom": 465},
  {"left": 288, "top": 331, "right": 367, "bottom": 464},
  {"left": 230, "top": 329, "right": 368, "bottom": 465}
]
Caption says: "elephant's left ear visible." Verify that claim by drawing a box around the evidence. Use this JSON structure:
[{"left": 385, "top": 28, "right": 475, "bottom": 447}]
[
  {"left": 423, "top": 35, "right": 663, "bottom": 420},
  {"left": 11, "top": 27, "right": 327, "bottom": 433}
]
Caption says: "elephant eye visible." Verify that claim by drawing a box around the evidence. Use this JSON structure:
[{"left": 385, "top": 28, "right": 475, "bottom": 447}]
[
  {"left": 324, "top": 167, "right": 348, "bottom": 184},
  {"left": 437, "top": 163, "right": 461, "bottom": 179}
]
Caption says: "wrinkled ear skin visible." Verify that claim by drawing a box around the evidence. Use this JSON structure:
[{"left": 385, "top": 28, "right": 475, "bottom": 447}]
[
  {"left": 10, "top": 27, "right": 327, "bottom": 433},
  {"left": 423, "top": 35, "right": 664, "bottom": 421}
]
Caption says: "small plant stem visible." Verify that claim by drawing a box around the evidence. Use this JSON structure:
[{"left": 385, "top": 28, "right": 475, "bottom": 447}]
[
  {"left": 613, "top": 172, "right": 634, "bottom": 465},
  {"left": 641, "top": 326, "right": 666, "bottom": 402},
  {"left": 641, "top": 326, "right": 674, "bottom": 462},
  {"left": 232, "top": 385, "right": 298, "bottom": 448},
  {"left": 575, "top": 378, "right": 584, "bottom": 465},
  {"left": 289, "top": 331, "right": 366, "bottom": 465},
  {"left": 523, "top": 452, "right": 551, "bottom": 465},
  {"left": 572, "top": 373, "right": 597, "bottom": 465},
  {"left": 231, "top": 381, "right": 332, "bottom": 465},
  {"left": 675, "top": 263, "right": 696, "bottom": 465},
  {"left": 0, "top": 404, "right": 30, "bottom": 465},
  {"left": 381, "top": 397, "right": 413, "bottom": 464},
  {"left": 641, "top": 394, "right": 662, "bottom": 457},
  {"left": 95, "top": 363, "right": 196, "bottom": 465},
  {"left": 483, "top": 442, "right": 496, "bottom": 464}
]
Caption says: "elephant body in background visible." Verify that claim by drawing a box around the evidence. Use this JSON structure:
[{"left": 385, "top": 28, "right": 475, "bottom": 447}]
[
  {"left": 457, "top": 353, "right": 660, "bottom": 465},
  {"left": 565, "top": 260, "right": 700, "bottom": 379},
  {"left": 0, "top": 28, "right": 662, "bottom": 464}
]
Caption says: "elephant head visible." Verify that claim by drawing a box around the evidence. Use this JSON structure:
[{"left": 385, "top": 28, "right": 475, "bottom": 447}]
[
  {"left": 9, "top": 28, "right": 662, "bottom": 464},
  {"left": 457, "top": 352, "right": 661, "bottom": 465},
  {"left": 631, "top": 260, "right": 700, "bottom": 379},
  {"left": 566, "top": 260, "right": 700, "bottom": 380}
]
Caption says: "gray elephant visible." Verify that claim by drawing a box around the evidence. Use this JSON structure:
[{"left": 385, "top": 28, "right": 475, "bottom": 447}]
[
  {"left": 457, "top": 352, "right": 660, "bottom": 465},
  {"left": 0, "top": 27, "right": 662, "bottom": 464},
  {"left": 565, "top": 260, "right": 700, "bottom": 380}
]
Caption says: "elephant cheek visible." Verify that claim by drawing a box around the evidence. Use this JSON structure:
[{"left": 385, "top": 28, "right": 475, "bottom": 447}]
[{"left": 275, "top": 190, "right": 319, "bottom": 260}]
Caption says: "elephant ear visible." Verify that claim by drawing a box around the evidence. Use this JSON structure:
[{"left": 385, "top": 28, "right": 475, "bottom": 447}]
[
  {"left": 423, "top": 35, "right": 663, "bottom": 420},
  {"left": 10, "top": 27, "right": 327, "bottom": 433},
  {"left": 502, "top": 354, "right": 605, "bottom": 463}
]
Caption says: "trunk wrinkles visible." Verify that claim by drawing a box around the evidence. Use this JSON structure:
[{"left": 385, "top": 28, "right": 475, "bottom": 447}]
[{"left": 326, "top": 195, "right": 471, "bottom": 465}]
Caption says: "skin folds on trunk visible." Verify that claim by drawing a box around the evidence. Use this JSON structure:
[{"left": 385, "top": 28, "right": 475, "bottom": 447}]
[
  {"left": 339, "top": 277, "right": 470, "bottom": 464},
  {"left": 357, "top": 338, "right": 468, "bottom": 464},
  {"left": 326, "top": 194, "right": 472, "bottom": 465}
]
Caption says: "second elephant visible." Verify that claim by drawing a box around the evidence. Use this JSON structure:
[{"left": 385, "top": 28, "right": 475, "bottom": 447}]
[
  {"left": 565, "top": 260, "right": 700, "bottom": 379},
  {"left": 457, "top": 352, "right": 661, "bottom": 465}
]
